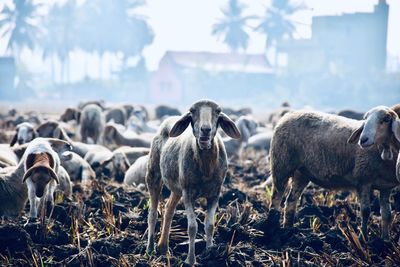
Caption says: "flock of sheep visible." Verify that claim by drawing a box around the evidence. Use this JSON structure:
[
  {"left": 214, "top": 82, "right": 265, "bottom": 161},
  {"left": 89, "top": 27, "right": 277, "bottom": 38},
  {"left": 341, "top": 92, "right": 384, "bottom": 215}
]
[{"left": 0, "top": 99, "right": 399, "bottom": 265}]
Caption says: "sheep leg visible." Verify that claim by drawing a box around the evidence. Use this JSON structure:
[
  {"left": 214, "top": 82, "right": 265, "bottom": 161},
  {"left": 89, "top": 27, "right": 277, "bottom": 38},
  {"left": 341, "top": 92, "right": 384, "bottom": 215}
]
[
  {"left": 157, "top": 192, "right": 181, "bottom": 254},
  {"left": 357, "top": 186, "right": 371, "bottom": 240},
  {"left": 146, "top": 181, "right": 162, "bottom": 254},
  {"left": 270, "top": 184, "right": 284, "bottom": 210},
  {"left": 283, "top": 172, "right": 309, "bottom": 227},
  {"left": 379, "top": 189, "right": 391, "bottom": 240},
  {"left": 205, "top": 196, "right": 218, "bottom": 248},
  {"left": 28, "top": 183, "right": 38, "bottom": 218},
  {"left": 183, "top": 191, "right": 197, "bottom": 266}
]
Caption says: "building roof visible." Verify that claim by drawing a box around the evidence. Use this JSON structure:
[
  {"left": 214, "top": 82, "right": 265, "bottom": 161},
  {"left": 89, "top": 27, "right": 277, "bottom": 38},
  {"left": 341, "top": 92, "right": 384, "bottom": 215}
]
[{"left": 161, "top": 51, "right": 274, "bottom": 74}]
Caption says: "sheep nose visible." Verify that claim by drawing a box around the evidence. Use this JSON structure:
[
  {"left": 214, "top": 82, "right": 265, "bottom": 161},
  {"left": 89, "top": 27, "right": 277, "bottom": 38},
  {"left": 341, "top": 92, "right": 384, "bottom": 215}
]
[
  {"left": 201, "top": 126, "right": 211, "bottom": 135},
  {"left": 360, "top": 136, "right": 369, "bottom": 145}
]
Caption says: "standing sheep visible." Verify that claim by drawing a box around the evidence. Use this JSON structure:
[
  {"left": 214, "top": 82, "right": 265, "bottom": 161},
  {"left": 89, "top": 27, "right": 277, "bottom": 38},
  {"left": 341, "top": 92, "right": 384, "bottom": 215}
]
[
  {"left": 269, "top": 106, "right": 400, "bottom": 240},
  {"left": 145, "top": 100, "right": 240, "bottom": 265},
  {"left": 80, "top": 104, "right": 105, "bottom": 144}
]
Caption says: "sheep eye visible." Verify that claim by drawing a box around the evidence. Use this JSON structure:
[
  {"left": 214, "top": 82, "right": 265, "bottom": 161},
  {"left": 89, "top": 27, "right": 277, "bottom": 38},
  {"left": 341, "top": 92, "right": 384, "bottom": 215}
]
[
  {"left": 382, "top": 115, "right": 391, "bottom": 123},
  {"left": 189, "top": 108, "right": 195, "bottom": 113},
  {"left": 216, "top": 107, "right": 222, "bottom": 113}
]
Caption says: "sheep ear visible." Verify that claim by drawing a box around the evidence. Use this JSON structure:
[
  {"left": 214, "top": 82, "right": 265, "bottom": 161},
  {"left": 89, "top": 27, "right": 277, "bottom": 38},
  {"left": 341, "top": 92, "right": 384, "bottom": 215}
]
[
  {"left": 392, "top": 119, "right": 400, "bottom": 143},
  {"left": 60, "top": 152, "right": 73, "bottom": 161},
  {"left": 10, "top": 132, "right": 18, "bottom": 147},
  {"left": 23, "top": 166, "right": 59, "bottom": 184},
  {"left": 169, "top": 112, "right": 192, "bottom": 137},
  {"left": 347, "top": 123, "right": 364, "bottom": 144},
  {"left": 218, "top": 113, "right": 241, "bottom": 139},
  {"left": 100, "top": 157, "right": 113, "bottom": 167},
  {"left": 46, "top": 138, "right": 72, "bottom": 153}
]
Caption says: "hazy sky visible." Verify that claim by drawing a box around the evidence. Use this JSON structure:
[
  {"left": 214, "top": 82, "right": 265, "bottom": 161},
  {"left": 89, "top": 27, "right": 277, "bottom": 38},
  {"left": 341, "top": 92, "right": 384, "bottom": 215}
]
[{"left": 0, "top": 0, "right": 398, "bottom": 75}]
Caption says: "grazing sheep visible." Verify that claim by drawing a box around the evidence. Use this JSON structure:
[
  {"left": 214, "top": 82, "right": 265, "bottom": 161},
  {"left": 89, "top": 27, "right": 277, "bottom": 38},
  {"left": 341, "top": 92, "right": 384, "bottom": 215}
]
[
  {"left": 23, "top": 138, "right": 72, "bottom": 218},
  {"left": 0, "top": 163, "right": 28, "bottom": 216},
  {"left": 105, "top": 107, "right": 127, "bottom": 125},
  {"left": 80, "top": 104, "right": 105, "bottom": 144},
  {"left": 223, "top": 116, "right": 258, "bottom": 158},
  {"left": 0, "top": 144, "right": 19, "bottom": 167},
  {"left": 36, "top": 120, "right": 107, "bottom": 158},
  {"left": 113, "top": 146, "right": 149, "bottom": 164},
  {"left": 60, "top": 151, "right": 96, "bottom": 184},
  {"left": 146, "top": 100, "right": 240, "bottom": 265},
  {"left": 83, "top": 146, "right": 116, "bottom": 178},
  {"left": 269, "top": 106, "right": 400, "bottom": 240},
  {"left": 155, "top": 105, "right": 181, "bottom": 119},
  {"left": 337, "top": 109, "right": 364, "bottom": 120},
  {"left": 268, "top": 103, "right": 291, "bottom": 129},
  {"left": 100, "top": 151, "right": 131, "bottom": 183},
  {"left": 124, "top": 155, "right": 148, "bottom": 186},
  {"left": 57, "top": 165, "right": 73, "bottom": 198},
  {"left": 78, "top": 100, "right": 106, "bottom": 110},
  {"left": 60, "top": 107, "right": 81, "bottom": 122},
  {"left": 10, "top": 122, "right": 37, "bottom": 146},
  {"left": 245, "top": 131, "right": 273, "bottom": 153},
  {"left": 103, "top": 124, "right": 151, "bottom": 148}
]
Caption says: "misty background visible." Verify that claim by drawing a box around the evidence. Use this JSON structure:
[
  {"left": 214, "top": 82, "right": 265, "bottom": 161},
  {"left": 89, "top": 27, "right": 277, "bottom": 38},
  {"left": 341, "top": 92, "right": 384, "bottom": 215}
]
[{"left": 0, "top": 0, "right": 399, "bottom": 112}]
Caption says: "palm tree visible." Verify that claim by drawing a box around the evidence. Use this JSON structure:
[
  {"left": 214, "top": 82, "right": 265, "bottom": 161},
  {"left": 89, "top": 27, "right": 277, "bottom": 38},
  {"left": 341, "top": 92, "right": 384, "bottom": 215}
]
[
  {"left": 0, "top": 0, "right": 42, "bottom": 56},
  {"left": 41, "top": 0, "right": 78, "bottom": 83},
  {"left": 212, "top": 0, "right": 253, "bottom": 53},
  {"left": 255, "top": 0, "right": 304, "bottom": 65}
]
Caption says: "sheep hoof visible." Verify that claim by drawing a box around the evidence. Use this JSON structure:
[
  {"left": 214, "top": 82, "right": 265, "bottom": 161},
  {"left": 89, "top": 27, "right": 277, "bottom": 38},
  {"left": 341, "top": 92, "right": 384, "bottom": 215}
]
[{"left": 157, "top": 243, "right": 168, "bottom": 255}]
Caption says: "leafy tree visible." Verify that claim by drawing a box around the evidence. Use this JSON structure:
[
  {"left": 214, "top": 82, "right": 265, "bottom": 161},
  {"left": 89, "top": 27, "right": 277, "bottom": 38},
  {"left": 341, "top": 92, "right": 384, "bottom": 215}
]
[
  {"left": 212, "top": 0, "right": 253, "bottom": 53},
  {"left": 0, "top": 0, "right": 42, "bottom": 56},
  {"left": 255, "top": 0, "right": 304, "bottom": 64}
]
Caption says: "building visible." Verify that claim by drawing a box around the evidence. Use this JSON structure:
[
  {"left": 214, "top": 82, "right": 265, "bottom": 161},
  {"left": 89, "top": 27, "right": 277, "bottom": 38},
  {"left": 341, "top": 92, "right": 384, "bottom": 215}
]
[
  {"left": 150, "top": 51, "right": 275, "bottom": 104},
  {"left": 278, "top": 0, "right": 389, "bottom": 74}
]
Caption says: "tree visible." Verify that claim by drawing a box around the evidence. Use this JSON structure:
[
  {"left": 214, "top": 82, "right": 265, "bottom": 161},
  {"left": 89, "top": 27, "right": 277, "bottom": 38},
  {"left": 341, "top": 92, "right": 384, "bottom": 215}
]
[
  {"left": 0, "top": 0, "right": 42, "bottom": 56},
  {"left": 255, "top": 0, "right": 304, "bottom": 65},
  {"left": 41, "top": 0, "right": 78, "bottom": 83},
  {"left": 212, "top": 0, "right": 253, "bottom": 53}
]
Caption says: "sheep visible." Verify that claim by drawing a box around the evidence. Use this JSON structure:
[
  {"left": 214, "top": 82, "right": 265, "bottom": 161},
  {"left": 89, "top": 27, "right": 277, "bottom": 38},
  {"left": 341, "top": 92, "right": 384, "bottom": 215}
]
[
  {"left": 245, "top": 131, "right": 273, "bottom": 153},
  {"left": 105, "top": 107, "right": 127, "bottom": 125},
  {"left": 60, "top": 151, "right": 96, "bottom": 184},
  {"left": 337, "top": 109, "right": 364, "bottom": 120},
  {"left": 23, "top": 138, "right": 72, "bottom": 218},
  {"left": 100, "top": 151, "right": 131, "bottom": 183},
  {"left": 0, "top": 138, "right": 71, "bottom": 217},
  {"left": 78, "top": 100, "right": 106, "bottom": 110},
  {"left": 84, "top": 146, "right": 113, "bottom": 174},
  {"left": 127, "top": 114, "right": 157, "bottom": 134},
  {"left": 57, "top": 165, "right": 73, "bottom": 198},
  {"left": 113, "top": 146, "right": 149, "bottom": 164},
  {"left": 0, "top": 144, "right": 19, "bottom": 167},
  {"left": 155, "top": 105, "right": 181, "bottom": 119},
  {"left": 0, "top": 163, "right": 28, "bottom": 217},
  {"left": 103, "top": 124, "right": 151, "bottom": 148},
  {"left": 80, "top": 104, "right": 105, "bottom": 144},
  {"left": 60, "top": 107, "right": 81, "bottom": 122},
  {"left": 223, "top": 116, "right": 258, "bottom": 158},
  {"left": 268, "top": 103, "right": 291, "bottom": 129},
  {"left": 145, "top": 99, "right": 240, "bottom": 265},
  {"left": 10, "top": 122, "right": 37, "bottom": 146},
  {"left": 36, "top": 120, "right": 107, "bottom": 158},
  {"left": 269, "top": 106, "right": 400, "bottom": 240},
  {"left": 124, "top": 155, "right": 148, "bottom": 187}
]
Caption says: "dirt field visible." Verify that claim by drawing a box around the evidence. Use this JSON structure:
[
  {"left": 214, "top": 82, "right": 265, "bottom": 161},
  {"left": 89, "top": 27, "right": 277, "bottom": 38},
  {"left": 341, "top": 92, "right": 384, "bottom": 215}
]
[{"left": 1, "top": 150, "right": 400, "bottom": 266}]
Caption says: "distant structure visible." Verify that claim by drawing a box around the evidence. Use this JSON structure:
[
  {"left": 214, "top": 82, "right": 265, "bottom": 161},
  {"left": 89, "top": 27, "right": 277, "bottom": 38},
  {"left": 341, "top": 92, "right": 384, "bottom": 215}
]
[
  {"left": 150, "top": 51, "right": 274, "bottom": 104},
  {"left": 278, "top": 0, "right": 389, "bottom": 73},
  {"left": 0, "top": 57, "right": 16, "bottom": 99}
]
